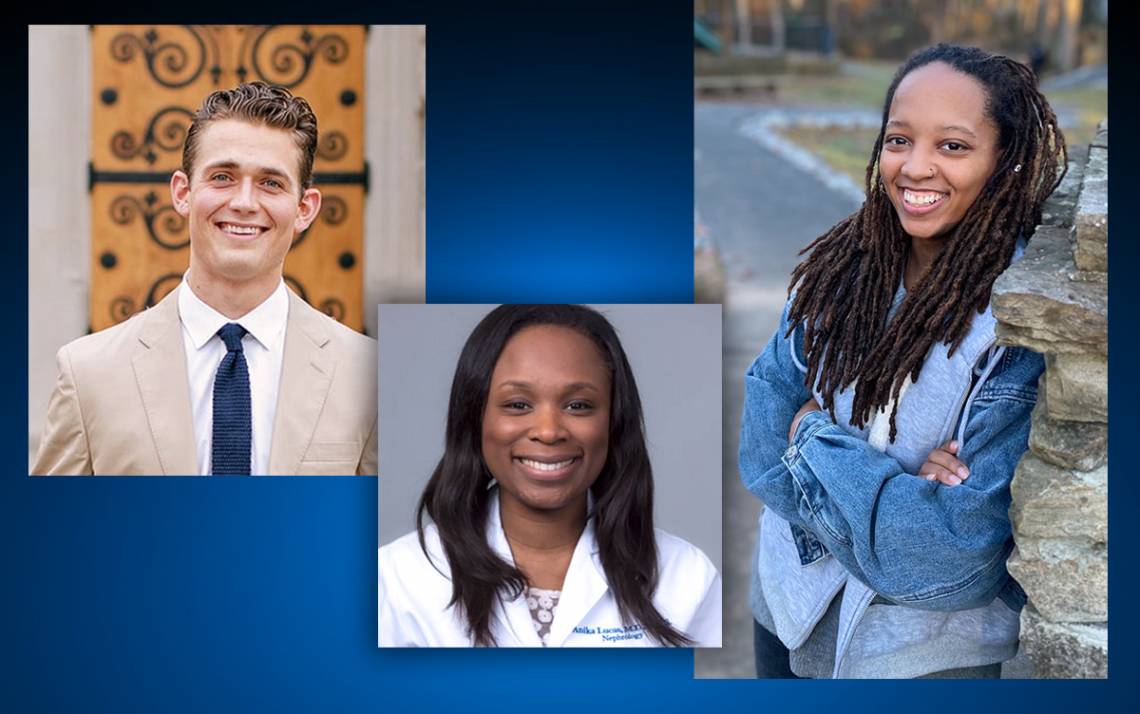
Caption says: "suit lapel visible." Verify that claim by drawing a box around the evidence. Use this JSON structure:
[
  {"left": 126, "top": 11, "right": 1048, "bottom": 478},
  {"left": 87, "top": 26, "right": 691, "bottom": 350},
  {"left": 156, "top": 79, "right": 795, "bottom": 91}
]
[
  {"left": 132, "top": 288, "right": 199, "bottom": 475},
  {"left": 267, "top": 291, "right": 335, "bottom": 475}
]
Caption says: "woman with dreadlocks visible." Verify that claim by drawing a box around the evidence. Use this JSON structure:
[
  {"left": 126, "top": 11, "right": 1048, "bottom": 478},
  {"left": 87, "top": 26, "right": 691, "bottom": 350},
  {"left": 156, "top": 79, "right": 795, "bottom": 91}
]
[{"left": 740, "top": 44, "right": 1065, "bottom": 678}]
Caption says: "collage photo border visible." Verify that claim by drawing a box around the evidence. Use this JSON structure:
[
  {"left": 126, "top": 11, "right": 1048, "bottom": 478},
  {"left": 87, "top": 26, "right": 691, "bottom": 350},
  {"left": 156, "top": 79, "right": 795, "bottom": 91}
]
[{"left": 6, "top": 2, "right": 1134, "bottom": 712}]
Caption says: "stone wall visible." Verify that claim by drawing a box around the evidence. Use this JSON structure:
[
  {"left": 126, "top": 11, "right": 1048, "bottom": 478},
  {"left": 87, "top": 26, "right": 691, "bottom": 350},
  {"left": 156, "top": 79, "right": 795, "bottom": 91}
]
[{"left": 992, "top": 122, "right": 1108, "bottom": 678}]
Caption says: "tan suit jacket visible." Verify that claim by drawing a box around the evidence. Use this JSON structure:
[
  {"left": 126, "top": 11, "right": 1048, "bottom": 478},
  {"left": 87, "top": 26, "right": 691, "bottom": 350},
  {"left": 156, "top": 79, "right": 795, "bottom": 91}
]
[{"left": 32, "top": 287, "right": 377, "bottom": 475}]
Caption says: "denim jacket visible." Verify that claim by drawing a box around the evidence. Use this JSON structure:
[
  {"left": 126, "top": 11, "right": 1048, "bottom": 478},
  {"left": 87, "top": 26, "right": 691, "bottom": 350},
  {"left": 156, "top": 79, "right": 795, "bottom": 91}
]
[{"left": 741, "top": 293, "right": 1043, "bottom": 677}]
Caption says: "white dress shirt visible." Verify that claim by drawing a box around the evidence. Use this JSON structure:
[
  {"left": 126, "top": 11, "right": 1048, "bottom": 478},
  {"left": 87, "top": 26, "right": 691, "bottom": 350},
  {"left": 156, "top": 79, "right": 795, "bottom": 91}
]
[{"left": 177, "top": 278, "right": 289, "bottom": 475}]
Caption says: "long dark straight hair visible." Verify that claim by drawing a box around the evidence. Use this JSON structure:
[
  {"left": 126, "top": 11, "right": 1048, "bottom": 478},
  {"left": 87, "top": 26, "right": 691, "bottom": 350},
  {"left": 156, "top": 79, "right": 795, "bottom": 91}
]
[
  {"left": 787, "top": 44, "right": 1066, "bottom": 441},
  {"left": 416, "top": 304, "right": 691, "bottom": 647}
]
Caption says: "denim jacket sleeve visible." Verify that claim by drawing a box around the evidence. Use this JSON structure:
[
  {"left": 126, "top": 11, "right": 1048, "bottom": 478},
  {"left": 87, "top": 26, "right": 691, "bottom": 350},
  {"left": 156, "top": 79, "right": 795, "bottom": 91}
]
[
  {"left": 740, "top": 300, "right": 1044, "bottom": 611},
  {"left": 739, "top": 300, "right": 816, "bottom": 531}
]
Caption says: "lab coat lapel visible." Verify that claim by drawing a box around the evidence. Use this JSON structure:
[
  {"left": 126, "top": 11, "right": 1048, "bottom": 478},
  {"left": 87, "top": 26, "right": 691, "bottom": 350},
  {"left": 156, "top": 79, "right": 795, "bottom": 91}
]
[
  {"left": 132, "top": 288, "right": 199, "bottom": 475},
  {"left": 267, "top": 290, "right": 335, "bottom": 475},
  {"left": 546, "top": 518, "right": 608, "bottom": 647},
  {"left": 486, "top": 495, "right": 543, "bottom": 647}
]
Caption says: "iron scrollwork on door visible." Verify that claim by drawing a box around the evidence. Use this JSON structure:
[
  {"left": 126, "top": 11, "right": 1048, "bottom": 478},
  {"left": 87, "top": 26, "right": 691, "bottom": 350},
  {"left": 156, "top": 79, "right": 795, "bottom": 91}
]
[
  {"left": 144, "top": 272, "right": 184, "bottom": 308},
  {"left": 237, "top": 26, "right": 349, "bottom": 88},
  {"left": 107, "top": 271, "right": 183, "bottom": 324},
  {"left": 319, "top": 298, "right": 346, "bottom": 321},
  {"left": 109, "top": 191, "right": 189, "bottom": 250},
  {"left": 110, "top": 26, "right": 222, "bottom": 88},
  {"left": 110, "top": 106, "right": 195, "bottom": 166},
  {"left": 281, "top": 277, "right": 345, "bottom": 320},
  {"left": 282, "top": 274, "right": 309, "bottom": 303},
  {"left": 292, "top": 194, "right": 347, "bottom": 249},
  {"left": 317, "top": 131, "right": 348, "bottom": 161}
]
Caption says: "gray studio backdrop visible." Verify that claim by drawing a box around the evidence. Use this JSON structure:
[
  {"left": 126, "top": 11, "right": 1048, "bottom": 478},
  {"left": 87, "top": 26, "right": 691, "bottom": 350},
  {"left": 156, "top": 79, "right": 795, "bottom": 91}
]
[{"left": 377, "top": 304, "right": 722, "bottom": 571}]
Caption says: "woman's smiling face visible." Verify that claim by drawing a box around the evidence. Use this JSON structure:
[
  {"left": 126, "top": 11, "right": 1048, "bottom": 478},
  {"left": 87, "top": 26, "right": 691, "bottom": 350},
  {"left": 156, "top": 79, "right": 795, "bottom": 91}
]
[
  {"left": 481, "top": 325, "right": 611, "bottom": 514},
  {"left": 879, "top": 62, "right": 1000, "bottom": 241}
]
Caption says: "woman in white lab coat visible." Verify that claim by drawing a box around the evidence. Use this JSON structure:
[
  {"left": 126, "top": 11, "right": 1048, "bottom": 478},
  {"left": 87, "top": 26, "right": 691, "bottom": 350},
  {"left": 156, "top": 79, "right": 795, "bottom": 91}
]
[{"left": 378, "top": 305, "right": 721, "bottom": 647}]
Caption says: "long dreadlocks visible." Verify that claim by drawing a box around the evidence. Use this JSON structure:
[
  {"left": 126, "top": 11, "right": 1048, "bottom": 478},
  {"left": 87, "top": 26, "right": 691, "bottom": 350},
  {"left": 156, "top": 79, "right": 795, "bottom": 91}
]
[{"left": 787, "top": 44, "right": 1066, "bottom": 441}]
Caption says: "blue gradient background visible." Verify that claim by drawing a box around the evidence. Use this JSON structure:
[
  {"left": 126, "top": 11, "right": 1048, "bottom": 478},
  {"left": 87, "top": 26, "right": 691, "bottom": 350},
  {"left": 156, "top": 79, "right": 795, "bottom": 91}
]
[{"left": 5, "top": 4, "right": 1133, "bottom": 713}]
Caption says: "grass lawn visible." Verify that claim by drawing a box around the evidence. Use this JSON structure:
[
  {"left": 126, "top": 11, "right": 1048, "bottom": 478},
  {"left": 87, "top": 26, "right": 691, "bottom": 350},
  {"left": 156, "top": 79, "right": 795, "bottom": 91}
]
[
  {"left": 1043, "top": 85, "right": 1108, "bottom": 147},
  {"left": 779, "top": 126, "right": 879, "bottom": 186},
  {"left": 771, "top": 62, "right": 1106, "bottom": 183},
  {"left": 769, "top": 61, "right": 896, "bottom": 108}
]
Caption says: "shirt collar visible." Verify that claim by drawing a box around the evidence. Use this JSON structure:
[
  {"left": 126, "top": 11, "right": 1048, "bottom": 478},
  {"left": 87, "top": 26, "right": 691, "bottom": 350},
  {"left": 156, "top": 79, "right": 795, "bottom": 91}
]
[{"left": 178, "top": 276, "right": 289, "bottom": 351}]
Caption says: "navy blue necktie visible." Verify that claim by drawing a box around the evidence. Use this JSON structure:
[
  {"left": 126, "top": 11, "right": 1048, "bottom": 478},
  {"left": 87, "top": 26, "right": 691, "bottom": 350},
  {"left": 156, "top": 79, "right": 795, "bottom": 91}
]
[{"left": 212, "top": 323, "right": 251, "bottom": 475}]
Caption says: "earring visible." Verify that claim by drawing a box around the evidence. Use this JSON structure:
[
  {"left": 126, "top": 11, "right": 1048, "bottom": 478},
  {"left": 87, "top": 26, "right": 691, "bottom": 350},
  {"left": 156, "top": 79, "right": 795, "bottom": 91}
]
[{"left": 1013, "top": 164, "right": 1023, "bottom": 173}]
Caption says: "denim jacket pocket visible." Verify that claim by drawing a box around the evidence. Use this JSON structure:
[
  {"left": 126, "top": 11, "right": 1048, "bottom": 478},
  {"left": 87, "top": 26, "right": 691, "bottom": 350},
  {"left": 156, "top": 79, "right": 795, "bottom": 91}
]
[
  {"left": 973, "top": 348, "right": 1042, "bottom": 406},
  {"left": 974, "top": 382, "right": 1037, "bottom": 405},
  {"left": 790, "top": 523, "right": 827, "bottom": 565}
]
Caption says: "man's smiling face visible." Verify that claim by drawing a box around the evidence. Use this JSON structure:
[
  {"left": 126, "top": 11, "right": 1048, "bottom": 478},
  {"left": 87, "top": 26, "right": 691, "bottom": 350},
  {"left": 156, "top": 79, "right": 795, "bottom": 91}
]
[{"left": 170, "top": 118, "right": 321, "bottom": 288}]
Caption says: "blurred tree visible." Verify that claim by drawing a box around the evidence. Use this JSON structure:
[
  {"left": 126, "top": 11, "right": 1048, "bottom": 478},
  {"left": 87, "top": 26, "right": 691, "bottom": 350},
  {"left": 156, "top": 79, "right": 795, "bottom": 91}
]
[
  {"left": 822, "top": 0, "right": 838, "bottom": 54},
  {"left": 927, "top": 0, "right": 947, "bottom": 44},
  {"left": 1057, "top": 0, "right": 1084, "bottom": 71},
  {"left": 770, "top": 0, "right": 787, "bottom": 52},
  {"left": 736, "top": 0, "right": 754, "bottom": 48}
]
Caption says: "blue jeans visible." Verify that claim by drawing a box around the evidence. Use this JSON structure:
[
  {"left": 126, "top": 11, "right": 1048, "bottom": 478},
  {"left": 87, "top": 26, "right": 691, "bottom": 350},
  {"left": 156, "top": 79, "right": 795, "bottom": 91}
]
[{"left": 753, "top": 619, "right": 800, "bottom": 679}]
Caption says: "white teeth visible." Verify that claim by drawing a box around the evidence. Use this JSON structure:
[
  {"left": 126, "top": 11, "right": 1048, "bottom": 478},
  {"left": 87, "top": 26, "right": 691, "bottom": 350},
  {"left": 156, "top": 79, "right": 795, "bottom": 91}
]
[
  {"left": 519, "top": 458, "right": 575, "bottom": 472},
  {"left": 903, "top": 189, "right": 944, "bottom": 206},
  {"left": 220, "top": 223, "right": 261, "bottom": 235}
]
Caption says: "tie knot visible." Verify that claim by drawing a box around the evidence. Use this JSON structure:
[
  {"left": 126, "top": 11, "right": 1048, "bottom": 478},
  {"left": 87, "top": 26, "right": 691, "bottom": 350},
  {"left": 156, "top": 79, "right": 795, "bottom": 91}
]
[{"left": 217, "top": 323, "right": 247, "bottom": 352}]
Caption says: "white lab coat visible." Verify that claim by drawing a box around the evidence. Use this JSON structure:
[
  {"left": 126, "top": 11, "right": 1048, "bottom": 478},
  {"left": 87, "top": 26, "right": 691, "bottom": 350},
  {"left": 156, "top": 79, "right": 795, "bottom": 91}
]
[{"left": 378, "top": 495, "right": 721, "bottom": 647}]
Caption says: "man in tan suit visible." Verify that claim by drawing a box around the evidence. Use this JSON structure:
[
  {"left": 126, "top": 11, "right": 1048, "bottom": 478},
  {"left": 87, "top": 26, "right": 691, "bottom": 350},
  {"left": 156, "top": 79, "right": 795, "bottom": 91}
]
[{"left": 33, "top": 83, "right": 377, "bottom": 475}]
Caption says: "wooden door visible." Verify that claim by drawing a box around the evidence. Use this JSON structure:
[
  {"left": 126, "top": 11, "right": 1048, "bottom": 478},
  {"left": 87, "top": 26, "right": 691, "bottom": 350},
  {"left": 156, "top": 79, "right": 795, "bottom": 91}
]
[{"left": 90, "top": 25, "right": 367, "bottom": 332}]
